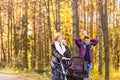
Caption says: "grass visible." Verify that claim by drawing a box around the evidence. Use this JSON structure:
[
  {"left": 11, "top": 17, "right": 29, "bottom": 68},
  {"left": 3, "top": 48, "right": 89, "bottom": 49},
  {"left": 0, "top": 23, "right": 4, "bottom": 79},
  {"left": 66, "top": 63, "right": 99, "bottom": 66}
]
[
  {"left": 0, "top": 67, "right": 51, "bottom": 80},
  {"left": 0, "top": 66, "right": 120, "bottom": 80},
  {"left": 90, "top": 66, "right": 120, "bottom": 80}
]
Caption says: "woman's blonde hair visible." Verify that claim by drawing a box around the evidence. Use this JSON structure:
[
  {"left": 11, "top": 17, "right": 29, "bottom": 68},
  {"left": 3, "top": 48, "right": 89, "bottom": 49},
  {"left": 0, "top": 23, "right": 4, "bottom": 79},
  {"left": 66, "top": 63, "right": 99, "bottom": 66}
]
[{"left": 53, "top": 32, "right": 62, "bottom": 42}]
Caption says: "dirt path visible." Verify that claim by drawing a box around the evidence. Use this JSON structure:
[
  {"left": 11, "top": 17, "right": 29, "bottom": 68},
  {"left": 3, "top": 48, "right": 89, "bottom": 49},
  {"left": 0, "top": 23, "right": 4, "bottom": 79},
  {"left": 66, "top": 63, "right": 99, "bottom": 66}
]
[{"left": 0, "top": 73, "right": 34, "bottom": 80}]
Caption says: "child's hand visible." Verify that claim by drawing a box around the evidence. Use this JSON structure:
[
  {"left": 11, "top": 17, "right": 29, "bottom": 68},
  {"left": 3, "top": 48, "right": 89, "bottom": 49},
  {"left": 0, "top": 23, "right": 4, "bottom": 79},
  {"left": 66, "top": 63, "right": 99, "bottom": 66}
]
[{"left": 82, "top": 30, "right": 87, "bottom": 36}]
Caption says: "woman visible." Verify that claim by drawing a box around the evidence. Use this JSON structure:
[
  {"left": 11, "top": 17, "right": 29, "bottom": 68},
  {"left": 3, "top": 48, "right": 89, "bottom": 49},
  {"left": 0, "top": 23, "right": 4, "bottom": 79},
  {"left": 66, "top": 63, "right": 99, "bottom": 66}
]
[{"left": 51, "top": 32, "right": 70, "bottom": 80}]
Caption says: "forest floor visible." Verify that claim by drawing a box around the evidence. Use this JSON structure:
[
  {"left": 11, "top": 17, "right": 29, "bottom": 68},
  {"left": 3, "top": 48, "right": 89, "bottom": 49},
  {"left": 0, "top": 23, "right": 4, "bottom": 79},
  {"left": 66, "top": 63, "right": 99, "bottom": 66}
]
[
  {"left": 0, "top": 73, "right": 35, "bottom": 80},
  {"left": 0, "top": 66, "right": 120, "bottom": 80}
]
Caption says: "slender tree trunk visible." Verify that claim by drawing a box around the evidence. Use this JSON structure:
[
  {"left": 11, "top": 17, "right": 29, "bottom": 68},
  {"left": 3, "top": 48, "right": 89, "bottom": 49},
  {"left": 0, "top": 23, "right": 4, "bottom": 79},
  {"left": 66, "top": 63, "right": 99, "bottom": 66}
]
[
  {"left": 100, "top": 0, "right": 109, "bottom": 79},
  {"left": 98, "top": 0, "right": 103, "bottom": 75},
  {"left": 57, "top": 0, "right": 60, "bottom": 32},
  {"left": 43, "top": 11, "right": 47, "bottom": 67},
  {"left": 31, "top": 2, "right": 36, "bottom": 70},
  {"left": 7, "top": 1, "right": 11, "bottom": 64},
  {"left": 10, "top": 17, "right": 13, "bottom": 66},
  {"left": 47, "top": 0, "right": 52, "bottom": 42},
  {"left": 90, "top": 0, "right": 93, "bottom": 38},
  {"left": 115, "top": 35, "right": 119, "bottom": 70},
  {"left": 0, "top": 7, "right": 6, "bottom": 64},
  {"left": 84, "top": 0, "right": 86, "bottom": 30},
  {"left": 23, "top": 0, "right": 28, "bottom": 69},
  {"left": 38, "top": 1, "right": 42, "bottom": 70},
  {"left": 20, "top": 6, "right": 24, "bottom": 69},
  {"left": 72, "top": 0, "right": 79, "bottom": 57},
  {"left": 13, "top": 4, "right": 18, "bottom": 67},
  {"left": 55, "top": 0, "right": 58, "bottom": 31},
  {"left": 51, "top": 0, "right": 57, "bottom": 31}
]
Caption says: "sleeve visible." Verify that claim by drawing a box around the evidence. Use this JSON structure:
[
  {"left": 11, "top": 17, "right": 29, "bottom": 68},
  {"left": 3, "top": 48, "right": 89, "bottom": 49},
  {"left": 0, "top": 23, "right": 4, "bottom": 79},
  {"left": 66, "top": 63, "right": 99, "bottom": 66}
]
[
  {"left": 74, "top": 38, "right": 82, "bottom": 48},
  {"left": 65, "top": 46, "right": 71, "bottom": 58},
  {"left": 90, "top": 39, "right": 99, "bottom": 46},
  {"left": 51, "top": 43, "right": 63, "bottom": 60}
]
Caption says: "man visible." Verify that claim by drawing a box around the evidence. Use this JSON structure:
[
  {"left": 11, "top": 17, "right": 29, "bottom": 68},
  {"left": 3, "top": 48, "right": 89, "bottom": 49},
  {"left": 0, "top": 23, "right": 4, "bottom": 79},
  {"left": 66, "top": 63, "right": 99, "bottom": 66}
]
[{"left": 75, "top": 31, "right": 98, "bottom": 80}]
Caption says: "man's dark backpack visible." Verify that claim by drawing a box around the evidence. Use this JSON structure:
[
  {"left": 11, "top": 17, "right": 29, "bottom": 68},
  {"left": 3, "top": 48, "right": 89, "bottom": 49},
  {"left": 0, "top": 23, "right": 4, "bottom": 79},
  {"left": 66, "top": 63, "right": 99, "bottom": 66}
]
[{"left": 66, "top": 56, "right": 88, "bottom": 80}]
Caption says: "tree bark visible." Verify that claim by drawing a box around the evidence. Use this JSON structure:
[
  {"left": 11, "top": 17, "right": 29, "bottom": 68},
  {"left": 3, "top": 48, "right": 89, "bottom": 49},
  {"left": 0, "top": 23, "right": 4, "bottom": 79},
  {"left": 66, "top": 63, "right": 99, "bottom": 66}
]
[
  {"left": 57, "top": 0, "right": 60, "bottom": 32},
  {"left": 100, "top": 0, "right": 109, "bottom": 79},
  {"left": 0, "top": 7, "right": 6, "bottom": 64},
  {"left": 72, "top": 0, "right": 79, "bottom": 57},
  {"left": 98, "top": 0, "right": 103, "bottom": 75},
  {"left": 84, "top": 0, "right": 86, "bottom": 30},
  {"left": 7, "top": 0, "right": 11, "bottom": 64},
  {"left": 47, "top": 0, "right": 52, "bottom": 42},
  {"left": 22, "top": 0, "right": 28, "bottom": 69},
  {"left": 90, "top": 0, "right": 93, "bottom": 38}
]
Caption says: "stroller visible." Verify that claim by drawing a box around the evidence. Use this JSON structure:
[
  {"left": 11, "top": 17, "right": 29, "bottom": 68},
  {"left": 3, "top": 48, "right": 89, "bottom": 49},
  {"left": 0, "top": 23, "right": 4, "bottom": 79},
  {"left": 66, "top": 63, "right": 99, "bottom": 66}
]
[{"left": 61, "top": 56, "right": 88, "bottom": 80}]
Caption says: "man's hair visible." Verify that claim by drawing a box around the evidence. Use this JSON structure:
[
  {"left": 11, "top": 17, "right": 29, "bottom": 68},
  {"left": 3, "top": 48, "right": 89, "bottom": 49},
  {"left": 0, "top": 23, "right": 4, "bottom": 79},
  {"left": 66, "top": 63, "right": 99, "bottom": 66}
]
[{"left": 84, "top": 36, "right": 90, "bottom": 40}]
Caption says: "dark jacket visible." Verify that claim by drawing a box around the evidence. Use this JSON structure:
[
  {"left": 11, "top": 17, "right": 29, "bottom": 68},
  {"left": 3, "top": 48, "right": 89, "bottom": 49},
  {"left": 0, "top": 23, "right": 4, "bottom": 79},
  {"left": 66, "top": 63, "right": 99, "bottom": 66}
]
[
  {"left": 64, "top": 46, "right": 71, "bottom": 58},
  {"left": 75, "top": 38, "right": 98, "bottom": 63},
  {"left": 51, "top": 42, "right": 63, "bottom": 64}
]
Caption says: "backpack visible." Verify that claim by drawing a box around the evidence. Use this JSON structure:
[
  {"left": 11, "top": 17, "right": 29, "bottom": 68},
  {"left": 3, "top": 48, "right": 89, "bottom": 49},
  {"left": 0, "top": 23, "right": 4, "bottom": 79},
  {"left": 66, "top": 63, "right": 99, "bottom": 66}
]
[{"left": 66, "top": 56, "right": 88, "bottom": 80}]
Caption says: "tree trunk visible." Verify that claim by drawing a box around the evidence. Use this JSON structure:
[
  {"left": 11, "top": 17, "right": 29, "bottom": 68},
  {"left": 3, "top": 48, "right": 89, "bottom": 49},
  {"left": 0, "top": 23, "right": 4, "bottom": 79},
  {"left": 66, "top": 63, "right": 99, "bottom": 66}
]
[
  {"left": 38, "top": 1, "right": 42, "bottom": 70},
  {"left": 0, "top": 7, "right": 6, "bottom": 64},
  {"left": 47, "top": 0, "right": 52, "bottom": 42},
  {"left": 23, "top": 0, "right": 28, "bottom": 69},
  {"left": 72, "top": 0, "right": 79, "bottom": 57},
  {"left": 84, "top": 0, "right": 86, "bottom": 30},
  {"left": 31, "top": 2, "right": 36, "bottom": 70},
  {"left": 7, "top": 1, "right": 11, "bottom": 64},
  {"left": 100, "top": 0, "right": 109, "bottom": 79},
  {"left": 13, "top": 4, "right": 18, "bottom": 67},
  {"left": 98, "top": 0, "right": 103, "bottom": 75},
  {"left": 57, "top": 0, "right": 60, "bottom": 32},
  {"left": 51, "top": 0, "right": 57, "bottom": 32},
  {"left": 90, "top": 0, "right": 93, "bottom": 38}
]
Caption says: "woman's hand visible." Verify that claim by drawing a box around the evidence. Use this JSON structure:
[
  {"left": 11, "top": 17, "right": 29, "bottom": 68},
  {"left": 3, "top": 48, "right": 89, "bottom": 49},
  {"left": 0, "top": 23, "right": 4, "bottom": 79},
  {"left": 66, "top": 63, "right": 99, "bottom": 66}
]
[{"left": 62, "top": 57, "right": 70, "bottom": 60}]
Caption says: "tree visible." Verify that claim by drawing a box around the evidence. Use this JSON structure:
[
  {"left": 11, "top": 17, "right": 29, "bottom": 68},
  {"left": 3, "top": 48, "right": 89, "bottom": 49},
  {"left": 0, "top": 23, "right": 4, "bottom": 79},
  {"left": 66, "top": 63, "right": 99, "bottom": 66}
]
[
  {"left": 22, "top": 0, "right": 29, "bottom": 69},
  {"left": 100, "top": 0, "right": 110, "bottom": 79},
  {"left": 0, "top": 7, "right": 6, "bottom": 64},
  {"left": 84, "top": 0, "right": 86, "bottom": 30},
  {"left": 31, "top": 1, "right": 36, "bottom": 69},
  {"left": 7, "top": 0, "right": 11, "bottom": 64},
  {"left": 13, "top": 1, "right": 19, "bottom": 67},
  {"left": 98, "top": 0, "right": 103, "bottom": 75},
  {"left": 72, "top": 0, "right": 79, "bottom": 56},
  {"left": 57, "top": 0, "right": 61, "bottom": 32},
  {"left": 89, "top": 0, "right": 93, "bottom": 38},
  {"left": 47, "top": 0, "right": 52, "bottom": 42},
  {"left": 37, "top": 0, "right": 42, "bottom": 70}
]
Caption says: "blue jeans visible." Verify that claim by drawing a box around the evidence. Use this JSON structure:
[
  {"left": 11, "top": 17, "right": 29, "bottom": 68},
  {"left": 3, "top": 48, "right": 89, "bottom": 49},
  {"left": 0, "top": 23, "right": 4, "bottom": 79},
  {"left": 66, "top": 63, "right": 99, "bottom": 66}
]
[{"left": 84, "top": 63, "right": 92, "bottom": 80}]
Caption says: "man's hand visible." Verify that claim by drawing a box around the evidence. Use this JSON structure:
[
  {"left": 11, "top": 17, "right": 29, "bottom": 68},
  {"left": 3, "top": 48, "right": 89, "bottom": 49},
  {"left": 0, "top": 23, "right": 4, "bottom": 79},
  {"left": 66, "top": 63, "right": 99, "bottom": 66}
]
[
  {"left": 90, "top": 45, "right": 93, "bottom": 49},
  {"left": 91, "top": 63, "right": 93, "bottom": 69}
]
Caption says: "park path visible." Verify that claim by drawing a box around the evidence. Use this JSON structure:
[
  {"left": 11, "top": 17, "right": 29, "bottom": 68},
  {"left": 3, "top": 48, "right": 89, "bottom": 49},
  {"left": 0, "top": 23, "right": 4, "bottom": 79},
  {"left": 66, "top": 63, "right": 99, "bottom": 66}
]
[{"left": 0, "top": 73, "right": 34, "bottom": 80}]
